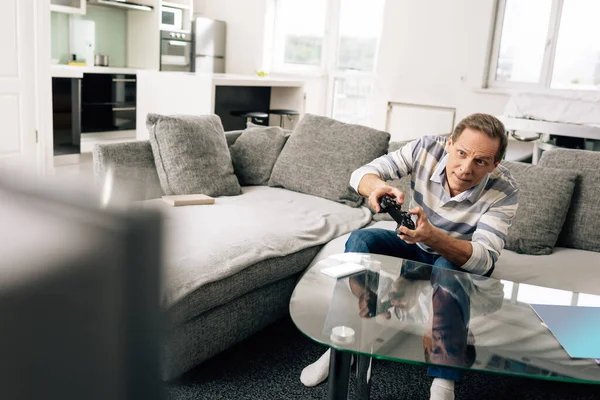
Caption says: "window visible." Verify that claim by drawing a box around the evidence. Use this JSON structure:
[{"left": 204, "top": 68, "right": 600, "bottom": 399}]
[
  {"left": 577, "top": 294, "right": 600, "bottom": 306},
  {"left": 271, "top": 0, "right": 385, "bottom": 125},
  {"left": 488, "top": 0, "right": 600, "bottom": 91},
  {"left": 516, "top": 284, "right": 573, "bottom": 306},
  {"left": 335, "top": 0, "right": 382, "bottom": 73},
  {"left": 501, "top": 280, "right": 514, "bottom": 299},
  {"left": 271, "top": 0, "right": 328, "bottom": 72},
  {"left": 330, "top": 0, "right": 385, "bottom": 125}
]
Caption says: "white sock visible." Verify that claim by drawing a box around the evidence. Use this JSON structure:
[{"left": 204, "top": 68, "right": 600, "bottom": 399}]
[
  {"left": 430, "top": 378, "right": 455, "bottom": 400},
  {"left": 300, "top": 349, "right": 331, "bottom": 387}
]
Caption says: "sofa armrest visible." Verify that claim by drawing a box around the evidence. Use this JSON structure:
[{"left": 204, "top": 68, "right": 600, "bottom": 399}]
[
  {"left": 93, "top": 140, "right": 155, "bottom": 174},
  {"left": 93, "top": 140, "right": 164, "bottom": 200}
]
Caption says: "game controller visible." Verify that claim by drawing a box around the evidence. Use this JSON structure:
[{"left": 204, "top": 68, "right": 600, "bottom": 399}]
[{"left": 378, "top": 194, "right": 416, "bottom": 231}]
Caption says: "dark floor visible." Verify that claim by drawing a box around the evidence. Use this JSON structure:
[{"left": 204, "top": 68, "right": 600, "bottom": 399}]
[{"left": 165, "top": 317, "right": 600, "bottom": 400}]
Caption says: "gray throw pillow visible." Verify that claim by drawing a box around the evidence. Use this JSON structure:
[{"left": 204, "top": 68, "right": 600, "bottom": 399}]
[
  {"left": 229, "top": 125, "right": 289, "bottom": 185},
  {"left": 146, "top": 113, "right": 242, "bottom": 197},
  {"left": 501, "top": 160, "right": 577, "bottom": 255},
  {"left": 247, "top": 121, "right": 293, "bottom": 136},
  {"left": 268, "top": 114, "right": 390, "bottom": 207},
  {"left": 539, "top": 148, "right": 600, "bottom": 252}
]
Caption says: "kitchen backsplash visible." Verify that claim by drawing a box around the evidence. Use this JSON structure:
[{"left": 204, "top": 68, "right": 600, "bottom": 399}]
[{"left": 51, "top": 5, "right": 127, "bottom": 67}]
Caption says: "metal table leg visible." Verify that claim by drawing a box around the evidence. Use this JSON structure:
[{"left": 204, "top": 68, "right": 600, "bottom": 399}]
[
  {"left": 355, "top": 355, "right": 372, "bottom": 400},
  {"left": 328, "top": 349, "right": 352, "bottom": 400}
]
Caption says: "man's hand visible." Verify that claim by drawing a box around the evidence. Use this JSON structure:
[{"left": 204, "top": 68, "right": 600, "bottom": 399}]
[
  {"left": 350, "top": 275, "right": 392, "bottom": 319},
  {"left": 357, "top": 174, "right": 405, "bottom": 212},
  {"left": 358, "top": 290, "right": 391, "bottom": 319},
  {"left": 397, "top": 206, "right": 474, "bottom": 267},
  {"left": 358, "top": 290, "right": 376, "bottom": 318},
  {"left": 368, "top": 186, "right": 405, "bottom": 213},
  {"left": 396, "top": 206, "right": 436, "bottom": 245}
]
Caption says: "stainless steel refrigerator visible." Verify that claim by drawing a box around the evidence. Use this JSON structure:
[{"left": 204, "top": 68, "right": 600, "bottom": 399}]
[{"left": 193, "top": 17, "right": 226, "bottom": 73}]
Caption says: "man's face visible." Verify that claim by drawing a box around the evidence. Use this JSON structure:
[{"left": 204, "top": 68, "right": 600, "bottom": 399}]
[{"left": 445, "top": 128, "right": 501, "bottom": 197}]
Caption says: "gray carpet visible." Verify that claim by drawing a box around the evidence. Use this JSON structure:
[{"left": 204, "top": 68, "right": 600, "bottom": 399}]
[{"left": 165, "top": 317, "right": 600, "bottom": 400}]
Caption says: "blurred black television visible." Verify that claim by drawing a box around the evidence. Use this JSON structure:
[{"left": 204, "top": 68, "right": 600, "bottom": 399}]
[{"left": 0, "top": 174, "right": 163, "bottom": 400}]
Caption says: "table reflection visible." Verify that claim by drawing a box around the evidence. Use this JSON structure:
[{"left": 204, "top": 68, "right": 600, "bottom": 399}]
[{"left": 349, "top": 259, "right": 505, "bottom": 371}]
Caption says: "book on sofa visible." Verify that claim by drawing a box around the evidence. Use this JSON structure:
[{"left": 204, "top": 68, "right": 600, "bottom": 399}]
[{"left": 162, "top": 194, "right": 215, "bottom": 206}]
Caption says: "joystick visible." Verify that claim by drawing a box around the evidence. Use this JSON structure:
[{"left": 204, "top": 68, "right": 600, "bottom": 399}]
[{"left": 377, "top": 195, "right": 416, "bottom": 231}]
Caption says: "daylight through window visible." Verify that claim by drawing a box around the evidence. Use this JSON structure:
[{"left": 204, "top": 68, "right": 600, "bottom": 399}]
[{"left": 489, "top": 0, "right": 600, "bottom": 91}]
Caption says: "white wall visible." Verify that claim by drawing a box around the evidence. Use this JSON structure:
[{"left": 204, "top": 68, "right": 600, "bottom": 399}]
[
  {"left": 193, "top": 0, "right": 206, "bottom": 15},
  {"left": 370, "top": 0, "right": 510, "bottom": 134},
  {"left": 201, "top": 0, "right": 269, "bottom": 75}
]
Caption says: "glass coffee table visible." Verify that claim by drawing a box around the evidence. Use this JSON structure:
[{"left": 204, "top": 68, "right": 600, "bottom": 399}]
[{"left": 289, "top": 252, "right": 600, "bottom": 400}]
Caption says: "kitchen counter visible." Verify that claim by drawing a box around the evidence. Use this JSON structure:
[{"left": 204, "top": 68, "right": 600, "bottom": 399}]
[
  {"left": 211, "top": 73, "right": 305, "bottom": 87},
  {"left": 51, "top": 65, "right": 141, "bottom": 78},
  {"left": 51, "top": 67, "right": 305, "bottom": 87},
  {"left": 136, "top": 70, "right": 307, "bottom": 139},
  {"left": 148, "top": 71, "right": 305, "bottom": 87}
]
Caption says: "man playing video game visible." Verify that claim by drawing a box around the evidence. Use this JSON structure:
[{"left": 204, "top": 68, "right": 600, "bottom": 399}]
[{"left": 301, "top": 113, "right": 519, "bottom": 400}]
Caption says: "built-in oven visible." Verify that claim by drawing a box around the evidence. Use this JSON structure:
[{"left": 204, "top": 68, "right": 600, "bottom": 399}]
[
  {"left": 81, "top": 73, "right": 136, "bottom": 133},
  {"left": 161, "top": 6, "right": 183, "bottom": 31},
  {"left": 160, "top": 30, "right": 193, "bottom": 72}
]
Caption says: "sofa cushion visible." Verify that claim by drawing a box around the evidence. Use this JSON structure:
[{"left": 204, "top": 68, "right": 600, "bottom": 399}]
[
  {"left": 539, "top": 148, "right": 600, "bottom": 252},
  {"left": 167, "top": 246, "right": 321, "bottom": 325},
  {"left": 146, "top": 113, "right": 242, "bottom": 197},
  {"left": 145, "top": 186, "right": 372, "bottom": 309},
  {"left": 501, "top": 160, "right": 577, "bottom": 255},
  {"left": 225, "top": 129, "right": 245, "bottom": 147},
  {"left": 268, "top": 114, "right": 390, "bottom": 207},
  {"left": 247, "top": 120, "right": 293, "bottom": 135},
  {"left": 229, "top": 125, "right": 289, "bottom": 185},
  {"left": 494, "top": 247, "right": 600, "bottom": 295}
]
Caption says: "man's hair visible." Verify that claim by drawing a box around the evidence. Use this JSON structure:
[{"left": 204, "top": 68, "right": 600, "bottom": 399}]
[{"left": 450, "top": 113, "right": 507, "bottom": 163}]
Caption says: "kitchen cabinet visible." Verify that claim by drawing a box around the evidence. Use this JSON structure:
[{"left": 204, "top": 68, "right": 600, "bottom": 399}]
[
  {"left": 52, "top": 77, "right": 81, "bottom": 156},
  {"left": 51, "top": 71, "right": 137, "bottom": 156},
  {"left": 81, "top": 73, "right": 137, "bottom": 133},
  {"left": 50, "top": 0, "right": 86, "bottom": 15}
]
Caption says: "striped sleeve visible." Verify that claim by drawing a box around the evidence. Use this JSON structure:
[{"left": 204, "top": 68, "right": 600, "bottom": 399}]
[
  {"left": 461, "top": 188, "right": 519, "bottom": 276},
  {"left": 350, "top": 138, "right": 420, "bottom": 193}
]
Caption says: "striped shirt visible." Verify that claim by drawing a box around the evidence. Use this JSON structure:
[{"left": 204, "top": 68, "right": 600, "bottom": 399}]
[{"left": 350, "top": 135, "right": 518, "bottom": 276}]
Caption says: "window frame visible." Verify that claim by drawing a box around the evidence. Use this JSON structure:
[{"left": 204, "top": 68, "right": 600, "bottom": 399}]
[
  {"left": 487, "top": 0, "right": 567, "bottom": 91},
  {"left": 270, "top": 0, "right": 333, "bottom": 75},
  {"left": 270, "top": 0, "right": 384, "bottom": 123},
  {"left": 326, "top": 0, "right": 384, "bottom": 119},
  {"left": 270, "top": 0, "right": 383, "bottom": 75}
]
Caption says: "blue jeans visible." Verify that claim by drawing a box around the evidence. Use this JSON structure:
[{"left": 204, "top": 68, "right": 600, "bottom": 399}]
[{"left": 345, "top": 228, "right": 463, "bottom": 381}]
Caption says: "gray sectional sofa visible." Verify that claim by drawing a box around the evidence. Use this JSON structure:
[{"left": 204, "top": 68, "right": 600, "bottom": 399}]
[
  {"left": 94, "top": 114, "right": 389, "bottom": 380},
  {"left": 94, "top": 113, "right": 600, "bottom": 381}
]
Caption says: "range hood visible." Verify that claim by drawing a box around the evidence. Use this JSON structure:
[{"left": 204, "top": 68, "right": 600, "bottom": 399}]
[{"left": 88, "top": 0, "right": 153, "bottom": 11}]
